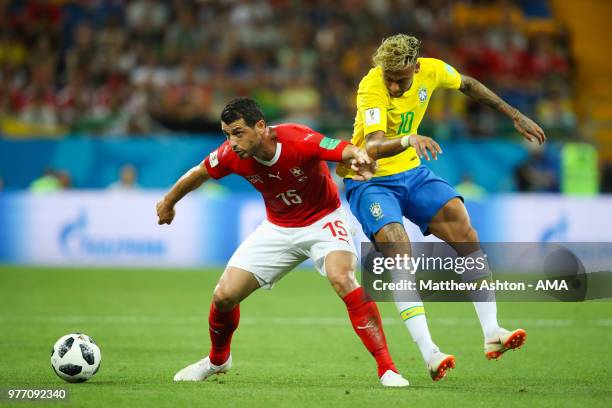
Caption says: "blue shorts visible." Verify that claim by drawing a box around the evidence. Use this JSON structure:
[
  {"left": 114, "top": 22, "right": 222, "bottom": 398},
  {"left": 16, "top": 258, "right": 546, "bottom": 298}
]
[{"left": 344, "top": 165, "right": 462, "bottom": 239}]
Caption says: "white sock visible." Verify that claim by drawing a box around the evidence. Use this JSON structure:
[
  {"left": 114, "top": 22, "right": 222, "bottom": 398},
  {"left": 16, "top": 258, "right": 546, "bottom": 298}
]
[
  {"left": 463, "top": 249, "right": 500, "bottom": 338},
  {"left": 472, "top": 301, "right": 499, "bottom": 339},
  {"left": 396, "top": 302, "right": 438, "bottom": 363}
]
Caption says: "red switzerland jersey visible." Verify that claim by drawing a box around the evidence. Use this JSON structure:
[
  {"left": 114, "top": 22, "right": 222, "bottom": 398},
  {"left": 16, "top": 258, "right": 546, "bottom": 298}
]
[{"left": 203, "top": 123, "right": 349, "bottom": 227}]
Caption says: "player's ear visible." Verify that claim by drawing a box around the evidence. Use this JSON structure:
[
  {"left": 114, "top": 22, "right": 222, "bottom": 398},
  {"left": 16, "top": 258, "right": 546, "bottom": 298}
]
[
  {"left": 414, "top": 61, "right": 420, "bottom": 73},
  {"left": 255, "top": 119, "right": 266, "bottom": 134}
]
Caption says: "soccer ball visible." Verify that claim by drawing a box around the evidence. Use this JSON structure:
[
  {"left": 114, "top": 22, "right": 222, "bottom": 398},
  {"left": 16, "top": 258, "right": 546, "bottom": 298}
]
[{"left": 51, "top": 333, "right": 101, "bottom": 383}]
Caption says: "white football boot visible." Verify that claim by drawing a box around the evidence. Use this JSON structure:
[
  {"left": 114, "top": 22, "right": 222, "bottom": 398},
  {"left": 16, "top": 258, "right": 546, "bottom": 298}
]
[
  {"left": 173, "top": 354, "right": 232, "bottom": 381},
  {"left": 426, "top": 351, "right": 456, "bottom": 381},
  {"left": 379, "top": 370, "right": 410, "bottom": 387},
  {"left": 485, "top": 328, "right": 527, "bottom": 360}
]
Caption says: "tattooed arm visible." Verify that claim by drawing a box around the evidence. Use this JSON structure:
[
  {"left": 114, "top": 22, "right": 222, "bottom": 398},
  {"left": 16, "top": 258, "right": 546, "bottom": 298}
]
[
  {"left": 365, "top": 130, "right": 442, "bottom": 161},
  {"left": 459, "top": 75, "right": 546, "bottom": 144}
]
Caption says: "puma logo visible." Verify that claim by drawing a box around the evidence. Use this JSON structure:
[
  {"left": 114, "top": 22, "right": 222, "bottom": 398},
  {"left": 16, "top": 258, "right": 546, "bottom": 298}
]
[
  {"left": 356, "top": 321, "right": 375, "bottom": 330},
  {"left": 268, "top": 172, "right": 282, "bottom": 180}
]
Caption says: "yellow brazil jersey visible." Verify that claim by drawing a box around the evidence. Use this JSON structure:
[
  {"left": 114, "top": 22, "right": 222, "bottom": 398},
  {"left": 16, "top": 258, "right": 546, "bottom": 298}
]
[{"left": 339, "top": 58, "right": 462, "bottom": 178}]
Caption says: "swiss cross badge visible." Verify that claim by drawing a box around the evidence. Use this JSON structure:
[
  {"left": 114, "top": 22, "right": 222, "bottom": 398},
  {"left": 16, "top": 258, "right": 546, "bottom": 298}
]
[
  {"left": 290, "top": 167, "right": 304, "bottom": 177},
  {"left": 290, "top": 167, "right": 308, "bottom": 182},
  {"left": 246, "top": 174, "right": 264, "bottom": 184}
]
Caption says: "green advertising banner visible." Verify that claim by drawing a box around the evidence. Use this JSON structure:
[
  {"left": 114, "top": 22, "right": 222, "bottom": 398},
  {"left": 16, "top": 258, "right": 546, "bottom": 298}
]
[{"left": 562, "top": 143, "right": 598, "bottom": 195}]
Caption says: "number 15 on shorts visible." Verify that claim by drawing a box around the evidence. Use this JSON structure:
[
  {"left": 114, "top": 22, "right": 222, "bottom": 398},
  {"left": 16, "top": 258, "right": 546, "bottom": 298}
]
[{"left": 323, "top": 220, "right": 349, "bottom": 243}]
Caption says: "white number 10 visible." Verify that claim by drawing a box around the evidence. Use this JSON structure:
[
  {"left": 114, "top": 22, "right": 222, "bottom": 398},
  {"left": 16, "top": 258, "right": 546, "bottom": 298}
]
[{"left": 276, "top": 189, "right": 303, "bottom": 206}]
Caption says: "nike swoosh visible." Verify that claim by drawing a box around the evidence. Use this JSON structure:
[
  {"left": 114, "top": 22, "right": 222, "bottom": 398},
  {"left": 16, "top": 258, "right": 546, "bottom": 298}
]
[
  {"left": 356, "top": 322, "right": 375, "bottom": 330},
  {"left": 387, "top": 108, "right": 396, "bottom": 111}
]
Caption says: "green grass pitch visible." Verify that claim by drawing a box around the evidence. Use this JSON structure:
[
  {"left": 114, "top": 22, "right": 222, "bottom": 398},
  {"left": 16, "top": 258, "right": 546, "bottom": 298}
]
[{"left": 1, "top": 266, "right": 611, "bottom": 407}]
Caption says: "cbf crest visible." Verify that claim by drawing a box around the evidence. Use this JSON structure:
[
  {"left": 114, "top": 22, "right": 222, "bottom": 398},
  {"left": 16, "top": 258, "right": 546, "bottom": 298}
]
[
  {"left": 418, "top": 87, "right": 428, "bottom": 103},
  {"left": 369, "top": 202, "right": 384, "bottom": 220}
]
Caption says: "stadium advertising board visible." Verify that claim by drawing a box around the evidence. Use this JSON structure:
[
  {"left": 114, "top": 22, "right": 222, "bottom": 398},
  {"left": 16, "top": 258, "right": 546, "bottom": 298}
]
[
  {"left": 1, "top": 192, "right": 611, "bottom": 266},
  {"left": 0, "top": 192, "right": 204, "bottom": 266}
]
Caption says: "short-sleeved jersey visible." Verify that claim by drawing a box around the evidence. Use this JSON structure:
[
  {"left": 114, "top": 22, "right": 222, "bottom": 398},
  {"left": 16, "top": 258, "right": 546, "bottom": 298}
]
[
  {"left": 338, "top": 57, "right": 461, "bottom": 178},
  {"left": 203, "top": 123, "right": 349, "bottom": 227}
]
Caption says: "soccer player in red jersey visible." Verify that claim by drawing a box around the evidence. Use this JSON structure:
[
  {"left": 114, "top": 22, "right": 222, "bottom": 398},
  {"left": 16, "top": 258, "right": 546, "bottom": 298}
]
[{"left": 156, "top": 97, "right": 409, "bottom": 387}]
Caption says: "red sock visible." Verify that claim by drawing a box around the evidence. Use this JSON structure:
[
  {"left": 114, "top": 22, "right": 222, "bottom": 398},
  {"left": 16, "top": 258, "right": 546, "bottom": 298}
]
[
  {"left": 342, "top": 287, "right": 397, "bottom": 377},
  {"left": 208, "top": 303, "right": 240, "bottom": 366}
]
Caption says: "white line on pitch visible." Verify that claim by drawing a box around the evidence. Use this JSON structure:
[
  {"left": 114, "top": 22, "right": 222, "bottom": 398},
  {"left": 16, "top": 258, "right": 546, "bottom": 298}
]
[{"left": 0, "top": 316, "right": 611, "bottom": 327}]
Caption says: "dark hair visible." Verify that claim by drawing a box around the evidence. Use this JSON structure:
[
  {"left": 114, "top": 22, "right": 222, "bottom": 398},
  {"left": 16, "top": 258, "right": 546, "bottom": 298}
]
[{"left": 220, "top": 97, "right": 265, "bottom": 127}]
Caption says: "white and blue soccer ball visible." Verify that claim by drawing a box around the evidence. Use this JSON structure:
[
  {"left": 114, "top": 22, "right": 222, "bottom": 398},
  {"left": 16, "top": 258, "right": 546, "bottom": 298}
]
[{"left": 51, "top": 333, "right": 101, "bottom": 383}]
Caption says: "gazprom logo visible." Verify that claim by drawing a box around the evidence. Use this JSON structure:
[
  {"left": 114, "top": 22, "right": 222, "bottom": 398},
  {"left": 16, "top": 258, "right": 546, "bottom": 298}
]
[
  {"left": 540, "top": 214, "right": 568, "bottom": 243},
  {"left": 59, "top": 211, "right": 166, "bottom": 257}
]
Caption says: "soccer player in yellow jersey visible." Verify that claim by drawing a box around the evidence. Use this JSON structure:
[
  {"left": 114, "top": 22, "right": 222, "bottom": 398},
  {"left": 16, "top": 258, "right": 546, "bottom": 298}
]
[{"left": 340, "top": 34, "right": 546, "bottom": 382}]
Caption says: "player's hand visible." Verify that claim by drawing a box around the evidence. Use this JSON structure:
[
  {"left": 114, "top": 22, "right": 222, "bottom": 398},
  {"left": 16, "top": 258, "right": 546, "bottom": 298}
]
[
  {"left": 156, "top": 198, "right": 176, "bottom": 225},
  {"left": 350, "top": 149, "right": 377, "bottom": 181},
  {"left": 408, "top": 134, "right": 442, "bottom": 161},
  {"left": 512, "top": 111, "right": 546, "bottom": 145}
]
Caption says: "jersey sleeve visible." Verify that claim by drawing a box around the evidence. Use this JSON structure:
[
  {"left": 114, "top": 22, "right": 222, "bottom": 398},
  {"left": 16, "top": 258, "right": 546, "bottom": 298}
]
[
  {"left": 431, "top": 58, "right": 462, "bottom": 90},
  {"left": 202, "top": 143, "right": 233, "bottom": 179},
  {"left": 294, "top": 126, "right": 350, "bottom": 162},
  {"left": 357, "top": 76, "right": 388, "bottom": 135}
]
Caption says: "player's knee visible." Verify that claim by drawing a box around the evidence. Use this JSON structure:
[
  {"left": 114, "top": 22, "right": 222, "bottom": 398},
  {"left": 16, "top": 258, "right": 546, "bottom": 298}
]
[
  {"left": 212, "top": 285, "right": 239, "bottom": 311},
  {"left": 442, "top": 218, "right": 478, "bottom": 243},
  {"left": 326, "top": 263, "right": 358, "bottom": 297},
  {"left": 457, "top": 223, "right": 478, "bottom": 243},
  {"left": 376, "top": 223, "right": 409, "bottom": 243}
]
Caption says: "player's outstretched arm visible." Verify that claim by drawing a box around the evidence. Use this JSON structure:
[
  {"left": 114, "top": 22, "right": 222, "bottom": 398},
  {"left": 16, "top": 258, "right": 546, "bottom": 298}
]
[
  {"left": 156, "top": 164, "right": 210, "bottom": 225},
  {"left": 459, "top": 75, "right": 546, "bottom": 145},
  {"left": 365, "top": 131, "right": 442, "bottom": 162},
  {"left": 341, "top": 145, "right": 378, "bottom": 181}
]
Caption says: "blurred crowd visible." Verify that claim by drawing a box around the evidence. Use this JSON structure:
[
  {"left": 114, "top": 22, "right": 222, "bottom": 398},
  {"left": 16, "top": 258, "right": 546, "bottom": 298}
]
[{"left": 0, "top": 0, "right": 576, "bottom": 139}]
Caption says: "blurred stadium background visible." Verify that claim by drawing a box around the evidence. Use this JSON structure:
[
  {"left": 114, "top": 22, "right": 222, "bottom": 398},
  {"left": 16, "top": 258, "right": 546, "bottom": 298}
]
[
  {"left": 1, "top": 0, "right": 611, "bottom": 266},
  {"left": 1, "top": 1, "right": 612, "bottom": 405}
]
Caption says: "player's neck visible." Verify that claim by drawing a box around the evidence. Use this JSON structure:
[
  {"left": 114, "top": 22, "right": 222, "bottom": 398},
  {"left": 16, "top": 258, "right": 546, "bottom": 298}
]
[{"left": 252, "top": 126, "right": 277, "bottom": 161}]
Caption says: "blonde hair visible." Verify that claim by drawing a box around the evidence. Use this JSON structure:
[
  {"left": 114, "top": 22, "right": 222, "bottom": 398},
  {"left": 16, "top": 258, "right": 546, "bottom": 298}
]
[{"left": 372, "top": 34, "right": 421, "bottom": 71}]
